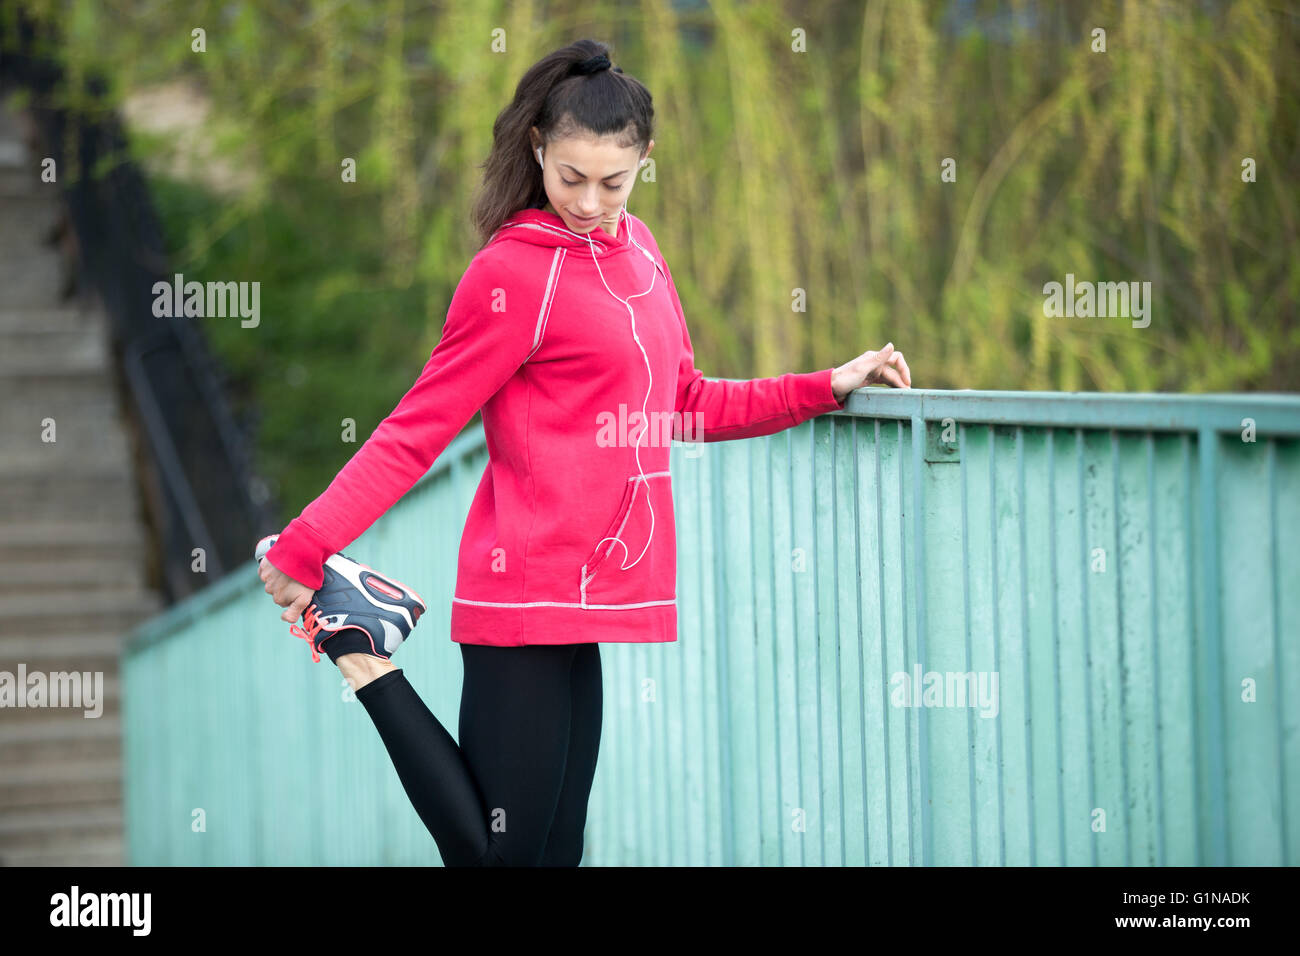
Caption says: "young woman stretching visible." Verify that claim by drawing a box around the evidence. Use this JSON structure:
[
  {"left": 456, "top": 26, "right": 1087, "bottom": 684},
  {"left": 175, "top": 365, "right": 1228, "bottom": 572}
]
[{"left": 256, "top": 38, "right": 912, "bottom": 867}]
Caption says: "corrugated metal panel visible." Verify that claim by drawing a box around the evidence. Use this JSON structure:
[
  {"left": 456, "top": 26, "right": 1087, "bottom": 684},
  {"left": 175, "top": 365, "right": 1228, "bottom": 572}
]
[{"left": 122, "top": 390, "right": 1300, "bottom": 865}]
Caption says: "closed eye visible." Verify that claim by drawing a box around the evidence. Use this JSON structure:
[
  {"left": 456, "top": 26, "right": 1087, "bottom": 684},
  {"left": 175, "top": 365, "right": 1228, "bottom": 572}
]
[{"left": 562, "top": 177, "right": 623, "bottom": 189}]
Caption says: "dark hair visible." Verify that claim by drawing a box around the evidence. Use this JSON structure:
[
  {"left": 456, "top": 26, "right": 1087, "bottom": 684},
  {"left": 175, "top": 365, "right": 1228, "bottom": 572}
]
[{"left": 469, "top": 38, "right": 655, "bottom": 250}]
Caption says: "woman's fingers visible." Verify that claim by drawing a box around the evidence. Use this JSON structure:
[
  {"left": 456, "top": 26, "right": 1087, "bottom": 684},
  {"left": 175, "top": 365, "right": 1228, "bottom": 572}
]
[
  {"left": 888, "top": 351, "right": 911, "bottom": 387},
  {"left": 282, "top": 591, "right": 312, "bottom": 624},
  {"left": 272, "top": 579, "right": 297, "bottom": 608},
  {"left": 863, "top": 349, "right": 888, "bottom": 379},
  {"left": 880, "top": 365, "right": 908, "bottom": 389},
  {"left": 861, "top": 345, "right": 910, "bottom": 388},
  {"left": 259, "top": 555, "right": 308, "bottom": 622},
  {"left": 262, "top": 562, "right": 293, "bottom": 605}
]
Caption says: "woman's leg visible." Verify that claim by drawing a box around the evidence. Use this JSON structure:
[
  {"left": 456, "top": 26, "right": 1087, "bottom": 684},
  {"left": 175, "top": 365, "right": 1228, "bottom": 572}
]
[
  {"left": 347, "top": 644, "right": 579, "bottom": 866},
  {"left": 538, "top": 642, "right": 603, "bottom": 866},
  {"left": 455, "top": 643, "right": 581, "bottom": 866},
  {"left": 348, "top": 663, "right": 493, "bottom": 866}
]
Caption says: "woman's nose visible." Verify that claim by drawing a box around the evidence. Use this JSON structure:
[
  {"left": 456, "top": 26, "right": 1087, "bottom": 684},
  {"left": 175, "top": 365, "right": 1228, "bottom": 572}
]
[{"left": 577, "top": 185, "right": 602, "bottom": 213}]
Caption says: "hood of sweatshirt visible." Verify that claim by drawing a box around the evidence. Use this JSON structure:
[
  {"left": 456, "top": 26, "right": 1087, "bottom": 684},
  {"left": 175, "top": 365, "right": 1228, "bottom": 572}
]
[{"left": 487, "top": 205, "right": 646, "bottom": 261}]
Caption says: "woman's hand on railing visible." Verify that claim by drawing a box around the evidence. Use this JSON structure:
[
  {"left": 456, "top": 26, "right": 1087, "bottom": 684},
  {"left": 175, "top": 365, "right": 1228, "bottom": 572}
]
[
  {"left": 831, "top": 343, "right": 911, "bottom": 402},
  {"left": 258, "top": 557, "right": 316, "bottom": 624}
]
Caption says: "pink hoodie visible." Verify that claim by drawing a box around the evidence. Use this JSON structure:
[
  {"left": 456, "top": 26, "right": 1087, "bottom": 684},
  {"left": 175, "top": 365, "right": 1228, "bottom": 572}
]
[{"left": 264, "top": 206, "right": 847, "bottom": 646}]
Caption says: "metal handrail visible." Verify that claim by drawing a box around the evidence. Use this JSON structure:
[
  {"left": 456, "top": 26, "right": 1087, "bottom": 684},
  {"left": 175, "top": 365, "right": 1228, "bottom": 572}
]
[
  {"left": 823, "top": 385, "right": 1300, "bottom": 435},
  {"left": 122, "top": 333, "right": 225, "bottom": 596}
]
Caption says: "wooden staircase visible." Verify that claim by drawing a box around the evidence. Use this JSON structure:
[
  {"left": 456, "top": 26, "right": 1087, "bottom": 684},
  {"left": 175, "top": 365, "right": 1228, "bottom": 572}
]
[{"left": 0, "top": 99, "right": 163, "bottom": 865}]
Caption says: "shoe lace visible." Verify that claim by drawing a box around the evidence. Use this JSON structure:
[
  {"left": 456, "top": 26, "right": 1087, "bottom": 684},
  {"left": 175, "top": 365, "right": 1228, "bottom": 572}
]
[{"left": 289, "top": 603, "right": 325, "bottom": 663}]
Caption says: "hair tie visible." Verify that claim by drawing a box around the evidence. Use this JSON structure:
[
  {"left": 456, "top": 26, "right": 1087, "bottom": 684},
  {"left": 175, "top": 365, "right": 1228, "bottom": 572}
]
[{"left": 574, "top": 53, "right": 613, "bottom": 75}]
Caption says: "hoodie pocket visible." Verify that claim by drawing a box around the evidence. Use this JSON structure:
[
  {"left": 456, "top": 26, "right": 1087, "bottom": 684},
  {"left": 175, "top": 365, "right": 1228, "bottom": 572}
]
[{"left": 580, "top": 471, "right": 674, "bottom": 606}]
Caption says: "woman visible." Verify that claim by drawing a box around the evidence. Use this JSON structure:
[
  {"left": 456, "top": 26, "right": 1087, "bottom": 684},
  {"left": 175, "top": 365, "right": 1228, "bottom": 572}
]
[{"left": 257, "top": 38, "right": 912, "bottom": 867}]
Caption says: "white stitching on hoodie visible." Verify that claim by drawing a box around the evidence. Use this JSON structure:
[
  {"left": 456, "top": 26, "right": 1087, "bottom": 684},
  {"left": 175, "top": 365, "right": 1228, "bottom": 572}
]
[
  {"left": 526, "top": 247, "right": 565, "bottom": 362},
  {"left": 452, "top": 597, "right": 676, "bottom": 610}
]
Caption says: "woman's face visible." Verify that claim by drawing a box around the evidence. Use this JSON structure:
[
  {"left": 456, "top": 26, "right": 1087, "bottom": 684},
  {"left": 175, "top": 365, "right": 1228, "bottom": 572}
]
[{"left": 531, "top": 128, "right": 653, "bottom": 237}]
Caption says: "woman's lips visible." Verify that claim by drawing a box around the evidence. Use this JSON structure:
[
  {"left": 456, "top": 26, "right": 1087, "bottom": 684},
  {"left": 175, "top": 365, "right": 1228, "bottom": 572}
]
[{"left": 571, "top": 213, "right": 601, "bottom": 226}]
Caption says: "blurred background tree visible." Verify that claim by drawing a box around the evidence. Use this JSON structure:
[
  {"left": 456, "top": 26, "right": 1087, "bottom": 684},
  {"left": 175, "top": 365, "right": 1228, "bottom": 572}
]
[{"left": 5, "top": 0, "right": 1297, "bottom": 520}]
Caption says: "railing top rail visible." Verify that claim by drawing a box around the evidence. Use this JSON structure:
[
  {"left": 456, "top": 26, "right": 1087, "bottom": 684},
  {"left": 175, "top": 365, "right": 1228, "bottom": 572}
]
[{"left": 828, "top": 386, "right": 1300, "bottom": 435}]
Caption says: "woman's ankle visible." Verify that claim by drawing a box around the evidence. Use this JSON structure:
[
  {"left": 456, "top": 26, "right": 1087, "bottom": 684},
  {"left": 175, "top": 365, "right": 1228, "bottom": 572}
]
[{"left": 338, "top": 653, "right": 398, "bottom": 691}]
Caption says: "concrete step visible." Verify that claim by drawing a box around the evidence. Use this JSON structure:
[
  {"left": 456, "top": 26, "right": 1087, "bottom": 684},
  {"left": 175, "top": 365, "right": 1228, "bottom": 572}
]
[
  {"left": 0, "top": 803, "right": 122, "bottom": 851},
  {"left": 0, "top": 236, "right": 64, "bottom": 266},
  {"left": 0, "top": 192, "right": 63, "bottom": 237},
  {"left": 0, "top": 401, "right": 128, "bottom": 440},
  {"left": 0, "top": 589, "right": 162, "bottom": 635},
  {"left": 0, "top": 428, "right": 133, "bottom": 477},
  {"left": 0, "top": 639, "right": 124, "bottom": 675},
  {"left": 0, "top": 670, "right": 120, "bottom": 724},
  {"left": 0, "top": 636, "right": 123, "bottom": 663},
  {"left": 0, "top": 632, "right": 126, "bottom": 661},
  {"left": 0, "top": 838, "right": 125, "bottom": 866},
  {"left": 0, "top": 701, "right": 121, "bottom": 728},
  {"left": 0, "top": 235, "right": 62, "bottom": 260},
  {"left": 0, "top": 557, "right": 146, "bottom": 593},
  {"left": 0, "top": 365, "right": 115, "bottom": 402},
  {"left": 0, "top": 147, "right": 45, "bottom": 198},
  {"left": 0, "top": 518, "right": 148, "bottom": 552},
  {"left": 0, "top": 399, "right": 126, "bottom": 438},
  {"left": 0, "top": 429, "right": 132, "bottom": 475},
  {"left": 0, "top": 758, "right": 122, "bottom": 812},
  {"left": 0, "top": 165, "right": 41, "bottom": 198},
  {"left": 0, "top": 519, "right": 148, "bottom": 559},
  {"left": 0, "top": 326, "right": 110, "bottom": 377},
  {"left": 0, "top": 252, "right": 64, "bottom": 309},
  {"left": 0, "top": 325, "right": 110, "bottom": 368},
  {"left": 0, "top": 474, "right": 141, "bottom": 520},
  {"left": 0, "top": 713, "right": 121, "bottom": 763},
  {"left": 0, "top": 307, "right": 100, "bottom": 334},
  {"left": 0, "top": 105, "right": 29, "bottom": 142},
  {"left": 0, "top": 125, "right": 37, "bottom": 196},
  {"left": 0, "top": 128, "right": 35, "bottom": 199}
]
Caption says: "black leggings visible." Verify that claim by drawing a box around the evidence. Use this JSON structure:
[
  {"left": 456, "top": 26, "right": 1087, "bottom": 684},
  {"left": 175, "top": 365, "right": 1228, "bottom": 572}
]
[{"left": 353, "top": 642, "right": 603, "bottom": 866}]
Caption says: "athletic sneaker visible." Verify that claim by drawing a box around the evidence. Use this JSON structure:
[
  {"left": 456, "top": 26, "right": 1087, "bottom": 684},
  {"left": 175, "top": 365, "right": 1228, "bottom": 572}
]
[{"left": 254, "top": 534, "right": 427, "bottom": 664}]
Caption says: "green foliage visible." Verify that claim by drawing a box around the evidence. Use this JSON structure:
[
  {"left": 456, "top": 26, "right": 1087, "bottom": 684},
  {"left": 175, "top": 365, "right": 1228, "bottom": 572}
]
[
  {"left": 14, "top": 0, "right": 1299, "bottom": 522},
  {"left": 146, "top": 175, "right": 437, "bottom": 521}
]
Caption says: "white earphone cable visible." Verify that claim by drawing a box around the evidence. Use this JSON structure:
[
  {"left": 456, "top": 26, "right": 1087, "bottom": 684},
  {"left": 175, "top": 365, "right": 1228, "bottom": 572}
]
[
  {"left": 539, "top": 146, "right": 660, "bottom": 573},
  {"left": 584, "top": 204, "right": 658, "bottom": 571}
]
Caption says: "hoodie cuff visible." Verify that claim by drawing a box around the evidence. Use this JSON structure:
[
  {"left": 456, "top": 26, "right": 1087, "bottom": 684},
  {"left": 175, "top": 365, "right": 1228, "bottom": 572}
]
[
  {"left": 787, "top": 368, "right": 849, "bottom": 422},
  {"left": 263, "top": 518, "right": 333, "bottom": 591}
]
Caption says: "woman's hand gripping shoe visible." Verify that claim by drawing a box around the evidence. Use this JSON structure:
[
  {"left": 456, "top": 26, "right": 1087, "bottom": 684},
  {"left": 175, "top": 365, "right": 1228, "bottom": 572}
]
[{"left": 255, "top": 535, "right": 427, "bottom": 663}]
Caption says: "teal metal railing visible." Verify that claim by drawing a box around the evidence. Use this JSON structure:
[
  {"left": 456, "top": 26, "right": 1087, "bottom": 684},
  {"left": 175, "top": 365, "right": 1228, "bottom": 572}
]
[{"left": 122, "top": 388, "right": 1300, "bottom": 865}]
